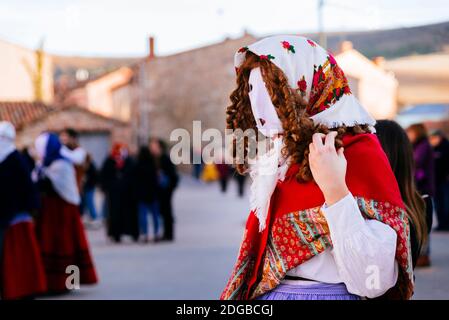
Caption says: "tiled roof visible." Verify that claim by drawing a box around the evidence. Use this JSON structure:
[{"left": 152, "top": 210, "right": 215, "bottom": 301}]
[
  {"left": 0, "top": 101, "right": 54, "bottom": 130},
  {"left": 0, "top": 101, "right": 129, "bottom": 131}
]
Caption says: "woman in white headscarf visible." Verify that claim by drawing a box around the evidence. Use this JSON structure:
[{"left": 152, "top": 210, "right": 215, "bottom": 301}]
[
  {"left": 33, "top": 132, "right": 98, "bottom": 293},
  {"left": 0, "top": 121, "right": 47, "bottom": 299}
]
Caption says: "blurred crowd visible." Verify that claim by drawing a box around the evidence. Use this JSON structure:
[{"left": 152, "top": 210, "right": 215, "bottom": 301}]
[
  {"left": 405, "top": 124, "right": 449, "bottom": 266},
  {"left": 100, "top": 138, "right": 179, "bottom": 243},
  {"left": 0, "top": 121, "right": 178, "bottom": 300},
  {"left": 24, "top": 128, "right": 179, "bottom": 244}
]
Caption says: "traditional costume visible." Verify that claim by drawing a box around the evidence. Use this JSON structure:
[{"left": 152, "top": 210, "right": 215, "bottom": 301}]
[
  {"left": 0, "top": 121, "right": 47, "bottom": 299},
  {"left": 100, "top": 143, "right": 139, "bottom": 242},
  {"left": 34, "top": 133, "right": 98, "bottom": 293},
  {"left": 221, "top": 36, "right": 413, "bottom": 300}
]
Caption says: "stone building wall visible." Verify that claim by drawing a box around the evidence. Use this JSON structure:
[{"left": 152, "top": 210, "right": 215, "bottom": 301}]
[
  {"left": 139, "top": 34, "right": 257, "bottom": 142},
  {"left": 0, "top": 39, "right": 54, "bottom": 103}
]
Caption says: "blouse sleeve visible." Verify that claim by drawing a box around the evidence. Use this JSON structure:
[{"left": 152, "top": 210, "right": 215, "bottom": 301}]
[
  {"left": 322, "top": 193, "right": 399, "bottom": 298},
  {"left": 61, "top": 146, "right": 87, "bottom": 165}
]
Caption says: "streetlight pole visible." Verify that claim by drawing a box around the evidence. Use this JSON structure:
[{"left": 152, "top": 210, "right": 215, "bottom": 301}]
[
  {"left": 318, "top": 0, "right": 327, "bottom": 48},
  {"left": 138, "top": 61, "right": 149, "bottom": 147}
]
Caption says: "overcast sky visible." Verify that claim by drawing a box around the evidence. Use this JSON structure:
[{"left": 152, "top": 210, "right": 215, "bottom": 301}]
[{"left": 0, "top": 0, "right": 448, "bottom": 57}]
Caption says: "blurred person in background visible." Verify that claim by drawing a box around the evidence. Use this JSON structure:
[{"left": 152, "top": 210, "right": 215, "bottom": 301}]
[
  {"left": 375, "top": 120, "right": 431, "bottom": 269},
  {"left": 0, "top": 121, "right": 47, "bottom": 300},
  {"left": 33, "top": 132, "right": 98, "bottom": 293},
  {"left": 406, "top": 123, "right": 435, "bottom": 267},
  {"left": 100, "top": 143, "right": 139, "bottom": 243},
  {"left": 406, "top": 124, "right": 435, "bottom": 197},
  {"left": 201, "top": 163, "right": 219, "bottom": 182},
  {"left": 20, "top": 146, "right": 36, "bottom": 174},
  {"left": 216, "top": 163, "right": 231, "bottom": 193},
  {"left": 215, "top": 147, "right": 231, "bottom": 193},
  {"left": 191, "top": 147, "right": 203, "bottom": 180},
  {"left": 149, "top": 138, "right": 178, "bottom": 242},
  {"left": 233, "top": 169, "right": 246, "bottom": 198},
  {"left": 135, "top": 146, "right": 160, "bottom": 243},
  {"left": 80, "top": 154, "right": 100, "bottom": 228},
  {"left": 59, "top": 128, "right": 87, "bottom": 191},
  {"left": 429, "top": 130, "right": 449, "bottom": 231}
]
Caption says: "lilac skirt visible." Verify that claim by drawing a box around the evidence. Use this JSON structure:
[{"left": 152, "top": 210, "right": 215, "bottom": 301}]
[{"left": 256, "top": 282, "right": 361, "bottom": 300}]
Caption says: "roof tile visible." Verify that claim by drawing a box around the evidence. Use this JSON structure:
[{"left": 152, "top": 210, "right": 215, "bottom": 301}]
[{"left": 0, "top": 101, "right": 54, "bottom": 130}]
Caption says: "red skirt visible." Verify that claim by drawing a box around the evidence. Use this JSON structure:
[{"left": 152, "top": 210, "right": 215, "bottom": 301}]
[
  {"left": 35, "top": 195, "right": 98, "bottom": 293},
  {"left": 1, "top": 221, "right": 47, "bottom": 299}
]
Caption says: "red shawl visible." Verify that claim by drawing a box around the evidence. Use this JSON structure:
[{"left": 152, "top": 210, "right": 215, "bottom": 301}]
[{"left": 220, "top": 133, "right": 414, "bottom": 300}]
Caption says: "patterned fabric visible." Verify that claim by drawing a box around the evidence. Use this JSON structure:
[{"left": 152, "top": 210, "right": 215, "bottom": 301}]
[
  {"left": 234, "top": 35, "right": 375, "bottom": 129},
  {"left": 308, "top": 56, "right": 351, "bottom": 116},
  {"left": 221, "top": 133, "right": 414, "bottom": 300}
]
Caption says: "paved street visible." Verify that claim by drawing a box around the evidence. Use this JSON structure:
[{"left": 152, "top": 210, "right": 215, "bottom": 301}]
[
  {"left": 413, "top": 231, "right": 449, "bottom": 299},
  {"left": 45, "top": 176, "right": 449, "bottom": 300}
]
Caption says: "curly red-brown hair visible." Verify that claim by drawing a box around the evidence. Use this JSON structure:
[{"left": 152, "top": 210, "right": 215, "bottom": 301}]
[{"left": 226, "top": 51, "right": 370, "bottom": 182}]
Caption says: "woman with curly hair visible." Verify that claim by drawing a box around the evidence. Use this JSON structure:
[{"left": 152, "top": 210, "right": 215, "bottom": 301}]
[{"left": 221, "top": 36, "right": 415, "bottom": 300}]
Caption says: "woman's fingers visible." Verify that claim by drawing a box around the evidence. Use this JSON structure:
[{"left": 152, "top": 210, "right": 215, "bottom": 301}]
[
  {"left": 312, "top": 132, "right": 338, "bottom": 153},
  {"left": 324, "top": 131, "right": 338, "bottom": 151},
  {"left": 312, "top": 133, "right": 326, "bottom": 149}
]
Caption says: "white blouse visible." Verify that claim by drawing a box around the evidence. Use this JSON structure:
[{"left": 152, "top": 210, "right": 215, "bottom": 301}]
[
  {"left": 284, "top": 193, "right": 399, "bottom": 298},
  {"left": 61, "top": 146, "right": 87, "bottom": 165}
]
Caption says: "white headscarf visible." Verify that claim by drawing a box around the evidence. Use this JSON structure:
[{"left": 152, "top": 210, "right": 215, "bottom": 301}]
[
  {"left": 235, "top": 35, "right": 376, "bottom": 231},
  {"left": 0, "top": 121, "right": 16, "bottom": 163},
  {"left": 34, "top": 133, "right": 80, "bottom": 206}
]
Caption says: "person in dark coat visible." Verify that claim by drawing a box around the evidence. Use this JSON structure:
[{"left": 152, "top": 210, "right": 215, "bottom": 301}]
[
  {"left": 216, "top": 163, "right": 231, "bottom": 193},
  {"left": 191, "top": 147, "right": 203, "bottom": 180},
  {"left": 80, "top": 154, "right": 99, "bottom": 224},
  {"left": 20, "top": 146, "right": 36, "bottom": 174},
  {"left": 406, "top": 123, "right": 435, "bottom": 266},
  {"left": 0, "top": 122, "right": 47, "bottom": 299},
  {"left": 430, "top": 130, "right": 449, "bottom": 231},
  {"left": 234, "top": 169, "right": 246, "bottom": 198},
  {"left": 135, "top": 146, "right": 160, "bottom": 242},
  {"left": 149, "top": 138, "right": 178, "bottom": 242},
  {"left": 406, "top": 124, "right": 435, "bottom": 197},
  {"left": 100, "top": 143, "right": 139, "bottom": 243}
]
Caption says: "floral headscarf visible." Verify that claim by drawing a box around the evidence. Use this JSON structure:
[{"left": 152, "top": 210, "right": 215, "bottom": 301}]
[{"left": 235, "top": 35, "right": 375, "bottom": 130}]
